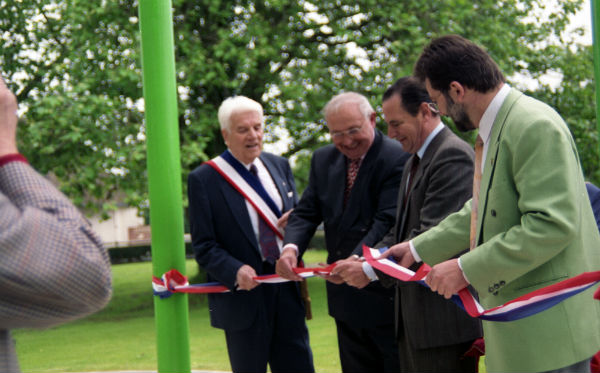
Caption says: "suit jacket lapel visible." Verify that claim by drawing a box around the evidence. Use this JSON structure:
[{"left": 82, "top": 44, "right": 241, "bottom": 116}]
[
  {"left": 329, "top": 150, "right": 348, "bottom": 221},
  {"left": 476, "top": 89, "right": 523, "bottom": 244},
  {"left": 259, "top": 154, "right": 293, "bottom": 212},
  {"left": 398, "top": 127, "right": 449, "bottom": 239},
  {"left": 397, "top": 155, "right": 414, "bottom": 239},
  {"left": 218, "top": 178, "right": 257, "bottom": 248}
]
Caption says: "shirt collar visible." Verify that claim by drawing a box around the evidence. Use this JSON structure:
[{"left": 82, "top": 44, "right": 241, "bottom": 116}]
[
  {"left": 478, "top": 83, "right": 511, "bottom": 145},
  {"left": 227, "top": 149, "right": 260, "bottom": 170},
  {"left": 417, "top": 122, "right": 445, "bottom": 159}
]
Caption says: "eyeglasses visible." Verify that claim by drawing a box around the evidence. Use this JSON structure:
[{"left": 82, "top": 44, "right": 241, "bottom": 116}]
[
  {"left": 330, "top": 123, "right": 364, "bottom": 140},
  {"left": 427, "top": 102, "right": 440, "bottom": 114}
]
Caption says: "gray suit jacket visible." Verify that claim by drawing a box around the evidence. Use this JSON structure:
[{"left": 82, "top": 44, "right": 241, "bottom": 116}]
[
  {"left": 376, "top": 126, "right": 482, "bottom": 349},
  {"left": 0, "top": 160, "right": 112, "bottom": 373}
]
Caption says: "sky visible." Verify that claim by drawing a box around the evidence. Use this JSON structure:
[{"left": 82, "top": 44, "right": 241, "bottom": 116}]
[{"left": 572, "top": 0, "right": 593, "bottom": 44}]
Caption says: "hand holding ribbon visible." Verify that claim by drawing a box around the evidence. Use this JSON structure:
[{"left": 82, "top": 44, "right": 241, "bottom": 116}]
[
  {"left": 331, "top": 255, "right": 370, "bottom": 289},
  {"left": 426, "top": 258, "right": 469, "bottom": 299},
  {"left": 275, "top": 247, "right": 303, "bottom": 281},
  {"left": 376, "top": 241, "right": 416, "bottom": 268},
  {"left": 365, "top": 245, "right": 600, "bottom": 322}
]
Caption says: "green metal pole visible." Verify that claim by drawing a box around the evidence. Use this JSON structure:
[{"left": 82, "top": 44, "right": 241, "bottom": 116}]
[
  {"left": 138, "top": 1, "right": 191, "bottom": 372},
  {"left": 593, "top": 0, "right": 600, "bottom": 157}
]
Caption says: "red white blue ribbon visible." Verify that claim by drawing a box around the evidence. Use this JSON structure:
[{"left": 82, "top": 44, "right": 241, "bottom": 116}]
[
  {"left": 152, "top": 247, "right": 600, "bottom": 322},
  {"left": 152, "top": 265, "right": 335, "bottom": 299},
  {"left": 363, "top": 245, "right": 600, "bottom": 322}
]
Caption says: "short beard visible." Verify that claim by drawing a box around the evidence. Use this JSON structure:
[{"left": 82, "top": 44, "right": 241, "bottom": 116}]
[{"left": 444, "top": 93, "right": 476, "bottom": 132}]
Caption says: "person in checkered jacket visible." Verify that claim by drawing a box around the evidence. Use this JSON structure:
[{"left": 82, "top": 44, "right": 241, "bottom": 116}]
[{"left": 0, "top": 75, "right": 112, "bottom": 373}]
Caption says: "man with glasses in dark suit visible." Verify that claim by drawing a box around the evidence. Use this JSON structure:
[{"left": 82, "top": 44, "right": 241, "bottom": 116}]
[{"left": 277, "top": 92, "right": 409, "bottom": 373}]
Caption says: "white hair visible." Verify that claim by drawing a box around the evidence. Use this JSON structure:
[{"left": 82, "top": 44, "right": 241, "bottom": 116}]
[
  {"left": 322, "top": 91, "right": 374, "bottom": 120},
  {"left": 217, "top": 96, "right": 264, "bottom": 132}
]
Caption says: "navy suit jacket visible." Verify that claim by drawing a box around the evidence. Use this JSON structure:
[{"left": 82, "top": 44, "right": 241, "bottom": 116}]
[
  {"left": 284, "top": 130, "right": 409, "bottom": 327},
  {"left": 188, "top": 152, "right": 298, "bottom": 331},
  {"left": 586, "top": 182, "right": 600, "bottom": 230}
]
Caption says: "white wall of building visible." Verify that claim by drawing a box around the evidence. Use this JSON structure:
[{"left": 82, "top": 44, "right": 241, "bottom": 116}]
[{"left": 89, "top": 207, "right": 145, "bottom": 246}]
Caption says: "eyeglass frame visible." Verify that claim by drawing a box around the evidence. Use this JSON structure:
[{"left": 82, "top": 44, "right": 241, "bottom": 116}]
[
  {"left": 427, "top": 102, "right": 440, "bottom": 115},
  {"left": 329, "top": 122, "right": 364, "bottom": 140}
]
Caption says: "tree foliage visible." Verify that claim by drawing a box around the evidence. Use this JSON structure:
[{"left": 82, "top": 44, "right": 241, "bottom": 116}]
[{"left": 0, "top": 0, "right": 595, "bottom": 216}]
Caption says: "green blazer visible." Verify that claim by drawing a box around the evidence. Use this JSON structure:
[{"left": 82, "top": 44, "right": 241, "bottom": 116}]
[{"left": 413, "top": 88, "right": 600, "bottom": 372}]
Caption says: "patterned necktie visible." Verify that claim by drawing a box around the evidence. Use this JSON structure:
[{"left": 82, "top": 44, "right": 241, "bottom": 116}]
[
  {"left": 249, "top": 164, "right": 280, "bottom": 263},
  {"left": 344, "top": 158, "right": 362, "bottom": 205},
  {"left": 404, "top": 155, "right": 420, "bottom": 208},
  {"left": 469, "top": 135, "right": 484, "bottom": 251}
]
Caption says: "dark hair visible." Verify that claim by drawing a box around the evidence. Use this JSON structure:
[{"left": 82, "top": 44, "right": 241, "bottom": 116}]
[
  {"left": 414, "top": 34, "right": 505, "bottom": 94},
  {"left": 382, "top": 76, "right": 436, "bottom": 117}
]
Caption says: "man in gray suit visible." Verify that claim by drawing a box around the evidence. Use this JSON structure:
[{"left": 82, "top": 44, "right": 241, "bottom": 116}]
[
  {"left": 337, "top": 77, "right": 482, "bottom": 372},
  {"left": 0, "top": 76, "right": 112, "bottom": 373}
]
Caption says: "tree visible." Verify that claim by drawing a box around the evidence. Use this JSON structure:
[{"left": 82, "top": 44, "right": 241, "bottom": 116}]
[{"left": 0, "top": 0, "right": 595, "bottom": 215}]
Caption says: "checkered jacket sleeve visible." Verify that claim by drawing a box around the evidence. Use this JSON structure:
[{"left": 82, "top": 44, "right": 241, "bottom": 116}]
[{"left": 0, "top": 160, "right": 113, "bottom": 371}]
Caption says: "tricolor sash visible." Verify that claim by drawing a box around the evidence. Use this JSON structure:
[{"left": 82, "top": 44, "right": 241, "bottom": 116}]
[
  {"left": 205, "top": 151, "right": 283, "bottom": 239},
  {"left": 363, "top": 245, "right": 600, "bottom": 322}
]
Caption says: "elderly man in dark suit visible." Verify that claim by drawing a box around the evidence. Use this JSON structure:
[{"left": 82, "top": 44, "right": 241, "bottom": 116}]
[
  {"left": 337, "top": 77, "right": 482, "bottom": 372},
  {"left": 187, "top": 96, "right": 313, "bottom": 373},
  {"left": 276, "top": 92, "right": 409, "bottom": 372},
  {"left": 0, "top": 76, "right": 112, "bottom": 372}
]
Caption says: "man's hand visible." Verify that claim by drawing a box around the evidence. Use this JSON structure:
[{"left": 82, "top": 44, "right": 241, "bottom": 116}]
[
  {"left": 276, "top": 247, "right": 303, "bottom": 281},
  {"left": 317, "top": 269, "right": 345, "bottom": 284},
  {"left": 425, "top": 259, "right": 468, "bottom": 299},
  {"left": 236, "top": 264, "right": 259, "bottom": 291},
  {"left": 333, "top": 256, "right": 370, "bottom": 289},
  {"left": 376, "top": 241, "right": 415, "bottom": 268},
  {"left": 0, "top": 76, "right": 19, "bottom": 156},
  {"left": 277, "top": 209, "right": 293, "bottom": 229}
]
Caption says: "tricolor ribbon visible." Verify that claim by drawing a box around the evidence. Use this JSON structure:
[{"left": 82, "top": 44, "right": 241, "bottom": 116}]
[
  {"left": 152, "top": 247, "right": 600, "bottom": 322},
  {"left": 363, "top": 245, "right": 600, "bottom": 322},
  {"left": 152, "top": 265, "right": 335, "bottom": 299}
]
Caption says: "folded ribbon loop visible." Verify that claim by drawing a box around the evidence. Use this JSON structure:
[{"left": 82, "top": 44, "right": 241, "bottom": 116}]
[{"left": 363, "top": 245, "right": 600, "bottom": 322}]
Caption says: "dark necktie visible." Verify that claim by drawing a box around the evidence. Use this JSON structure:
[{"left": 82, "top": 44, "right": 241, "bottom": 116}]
[
  {"left": 404, "top": 155, "right": 420, "bottom": 207},
  {"left": 249, "top": 164, "right": 280, "bottom": 263},
  {"left": 469, "top": 135, "right": 484, "bottom": 251},
  {"left": 344, "top": 158, "right": 362, "bottom": 205}
]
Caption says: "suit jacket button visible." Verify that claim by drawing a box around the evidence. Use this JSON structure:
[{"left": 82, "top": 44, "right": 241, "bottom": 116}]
[
  {"left": 494, "top": 283, "right": 499, "bottom": 289},
  {"left": 488, "top": 286, "right": 494, "bottom": 293},
  {"left": 491, "top": 209, "right": 497, "bottom": 217},
  {"left": 500, "top": 280, "right": 505, "bottom": 286},
  {"left": 336, "top": 250, "right": 341, "bottom": 256}
]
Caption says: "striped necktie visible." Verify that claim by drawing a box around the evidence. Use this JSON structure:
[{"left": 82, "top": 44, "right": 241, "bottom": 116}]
[{"left": 469, "top": 135, "right": 484, "bottom": 250}]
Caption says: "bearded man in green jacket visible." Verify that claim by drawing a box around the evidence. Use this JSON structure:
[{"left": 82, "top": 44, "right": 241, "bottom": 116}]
[{"left": 381, "top": 34, "right": 600, "bottom": 373}]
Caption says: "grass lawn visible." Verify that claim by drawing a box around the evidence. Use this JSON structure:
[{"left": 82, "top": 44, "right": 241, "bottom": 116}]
[{"left": 13, "top": 250, "right": 342, "bottom": 372}]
